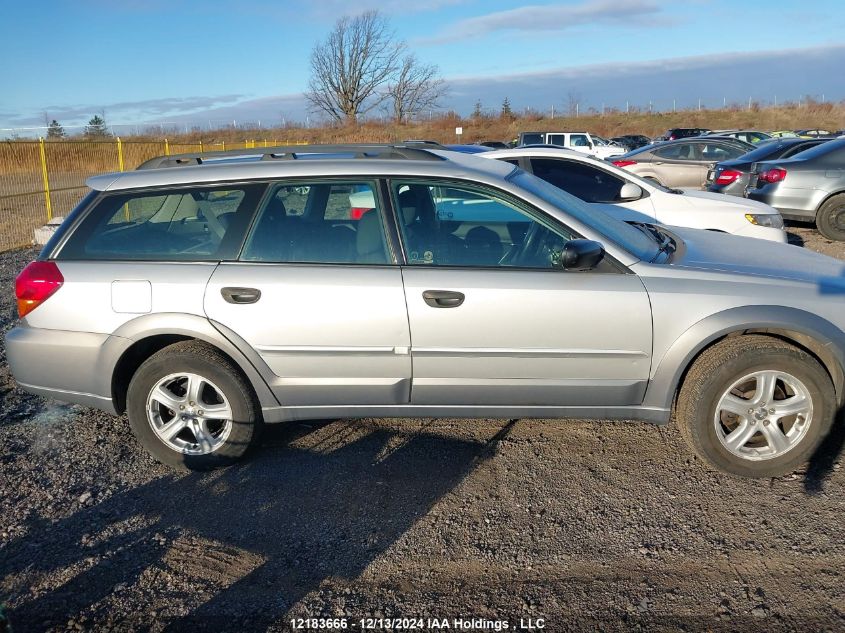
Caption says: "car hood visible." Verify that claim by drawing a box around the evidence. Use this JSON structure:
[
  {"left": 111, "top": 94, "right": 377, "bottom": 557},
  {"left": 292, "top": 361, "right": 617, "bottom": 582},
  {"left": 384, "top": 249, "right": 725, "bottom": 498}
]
[
  {"left": 676, "top": 189, "right": 779, "bottom": 214},
  {"left": 667, "top": 226, "right": 845, "bottom": 284}
]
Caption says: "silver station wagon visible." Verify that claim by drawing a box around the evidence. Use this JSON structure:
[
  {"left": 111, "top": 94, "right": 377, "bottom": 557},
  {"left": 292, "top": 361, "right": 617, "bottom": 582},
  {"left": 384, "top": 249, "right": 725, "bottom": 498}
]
[{"left": 7, "top": 145, "right": 845, "bottom": 477}]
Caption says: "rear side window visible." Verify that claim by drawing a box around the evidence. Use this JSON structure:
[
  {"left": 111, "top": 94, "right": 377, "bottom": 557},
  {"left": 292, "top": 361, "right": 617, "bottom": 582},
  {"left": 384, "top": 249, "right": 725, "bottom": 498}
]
[
  {"left": 58, "top": 184, "right": 265, "bottom": 261},
  {"left": 654, "top": 143, "right": 694, "bottom": 160},
  {"left": 529, "top": 158, "right": 625, "bottom": 203},
  {"left": 700, "top": 143, "right": 744, "bottom": 161},
  {"left": 241, "top": 181, "right": 392, "bottom": 265}
]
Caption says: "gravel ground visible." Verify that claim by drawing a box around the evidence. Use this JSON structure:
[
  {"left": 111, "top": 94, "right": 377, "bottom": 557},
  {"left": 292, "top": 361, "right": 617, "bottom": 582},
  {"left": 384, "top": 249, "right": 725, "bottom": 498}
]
[{"left": 2, "top": 228, "right": 845, "bottom": 632}]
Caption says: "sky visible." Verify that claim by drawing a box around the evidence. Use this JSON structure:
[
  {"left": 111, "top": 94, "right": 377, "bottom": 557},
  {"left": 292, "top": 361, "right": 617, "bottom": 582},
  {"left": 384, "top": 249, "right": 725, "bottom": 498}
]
[{"left": 2, "top": 0, "right": 845, "bottom": 133}]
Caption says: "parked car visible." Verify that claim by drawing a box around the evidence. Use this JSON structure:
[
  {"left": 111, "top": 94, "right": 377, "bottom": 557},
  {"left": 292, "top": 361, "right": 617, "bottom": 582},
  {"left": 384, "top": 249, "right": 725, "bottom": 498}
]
[
  {"left": 516, "top": 131, "right": 626, "bottom": 159},
  {"left": 477, "top": 141, "right": 509, "bottom": 149},
  {"left": 706, "top": 130, "right": 772, "bottom": 144},
  {"left": 611, "top": 135, "right": 651, "bottom": 151},
  {"left": 746, "top": 138, "right": 845, "bottom": 240},
  {"left": 654, "top": 128, "right": 710, "bottom": 141},
  {"left": 612, "top": 138, "right": 754, "bottom": 189},
  {"left": 771, "top": 130, "right": 800, "bottom": 139},
  {"left": 795, "top": 129, "right": 835, "bottom": 138},
  {"left": 706, "top": 138, "right": 829, "bottom": 197},
  {"left": 480, "top": 147, "right": 785, "bottom": 241},
  {"left": 8, "top": 144, "right": 845, "bottom": 477}
]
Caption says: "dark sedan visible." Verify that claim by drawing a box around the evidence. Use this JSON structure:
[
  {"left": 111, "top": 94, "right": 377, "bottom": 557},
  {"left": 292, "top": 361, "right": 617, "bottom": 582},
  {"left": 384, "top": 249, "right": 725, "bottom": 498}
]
[
  {"left": 746, "top": 138, "right": 845, "bottom": 240},
  {"left": 610, "top": 135, "right": 652, "bottom": 151},
  {"left": 706, "top": 138, "right": 829, "bottom": 197}
]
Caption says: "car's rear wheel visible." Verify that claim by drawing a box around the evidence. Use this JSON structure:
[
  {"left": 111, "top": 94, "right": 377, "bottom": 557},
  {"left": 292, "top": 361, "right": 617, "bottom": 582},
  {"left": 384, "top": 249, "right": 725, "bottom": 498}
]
[
  {"left": 816, "top": 194, "right": 845, "bottom": 241},
  {"left": 676, "top": 335, "right": 835, "bottom": 477},
  {"left": 127, "top": 341, "right": 261, "bottom": 469}
]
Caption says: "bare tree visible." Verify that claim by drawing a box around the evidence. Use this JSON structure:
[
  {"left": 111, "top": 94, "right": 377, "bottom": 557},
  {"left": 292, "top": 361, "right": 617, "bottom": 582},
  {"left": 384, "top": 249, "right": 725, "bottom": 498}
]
[
  {"left": 386, "top": 54, "right": 446, "bottom": 124},
  {"left": 306, "top": 11, "right": 403, "bottom": 124}
]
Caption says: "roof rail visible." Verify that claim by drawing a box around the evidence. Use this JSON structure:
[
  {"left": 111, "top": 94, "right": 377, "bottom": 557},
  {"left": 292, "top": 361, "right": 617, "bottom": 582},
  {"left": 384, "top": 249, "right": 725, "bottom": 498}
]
[{"left": 135, "top": 143, "right": 445, "bottom": 170}]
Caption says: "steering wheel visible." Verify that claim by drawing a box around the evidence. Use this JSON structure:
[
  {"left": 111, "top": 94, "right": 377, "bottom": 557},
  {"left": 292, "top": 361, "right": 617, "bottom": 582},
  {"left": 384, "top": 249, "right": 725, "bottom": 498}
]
[{"left": 513, "top": 221, "right": 544, "bottom": 266}]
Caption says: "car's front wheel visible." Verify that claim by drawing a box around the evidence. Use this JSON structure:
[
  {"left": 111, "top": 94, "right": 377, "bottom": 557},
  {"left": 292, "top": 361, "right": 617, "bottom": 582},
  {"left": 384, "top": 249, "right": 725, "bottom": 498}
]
[
  {"left": 677, "top": 335, "right": 835, "bottom": 477},
  {"left": 127, "top": 341, "right": 261, "bottom": 469}
]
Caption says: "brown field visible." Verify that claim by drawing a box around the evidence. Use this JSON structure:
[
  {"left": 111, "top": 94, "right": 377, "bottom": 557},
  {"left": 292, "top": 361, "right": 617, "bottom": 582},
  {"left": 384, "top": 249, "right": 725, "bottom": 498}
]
[{"left": 0, "top": 101, "right": 843, "bottom": 252}]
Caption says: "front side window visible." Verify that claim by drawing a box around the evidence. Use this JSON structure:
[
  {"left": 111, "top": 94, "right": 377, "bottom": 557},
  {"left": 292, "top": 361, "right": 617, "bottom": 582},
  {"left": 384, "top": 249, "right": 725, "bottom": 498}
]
[
  {"left": 242, "top": 181, "right": 391, "bottom": 265},
  {"left": 570, "top": 134, "right": 590, "bottom": 147},
  {"left": 60, "top": 184, "right": 264, "bottom": 260},
  {"left": 529, "top": 158, "right": 625, "bottom": 203},
  {"left": 392, "top": 180, "right": 576, "bottom": 269}
]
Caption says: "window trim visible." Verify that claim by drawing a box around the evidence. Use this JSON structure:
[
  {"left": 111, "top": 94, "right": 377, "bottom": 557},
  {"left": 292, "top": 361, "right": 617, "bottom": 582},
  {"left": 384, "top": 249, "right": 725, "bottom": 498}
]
[{"left": 386, "top": 176, "right": 628, "bottom": 273}]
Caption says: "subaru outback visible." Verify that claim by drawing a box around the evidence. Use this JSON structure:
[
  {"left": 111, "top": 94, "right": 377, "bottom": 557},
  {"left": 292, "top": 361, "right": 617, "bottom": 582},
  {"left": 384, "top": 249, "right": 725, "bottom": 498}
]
[{"left": 7, "top": 144, "right": 845, "bottom": 477}]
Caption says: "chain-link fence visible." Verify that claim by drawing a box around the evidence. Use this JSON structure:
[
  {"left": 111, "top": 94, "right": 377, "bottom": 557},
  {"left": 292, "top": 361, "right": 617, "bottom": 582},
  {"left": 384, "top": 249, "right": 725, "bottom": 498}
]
[{"left": 0, "top": 138, "right": 301, "bottom": 252}]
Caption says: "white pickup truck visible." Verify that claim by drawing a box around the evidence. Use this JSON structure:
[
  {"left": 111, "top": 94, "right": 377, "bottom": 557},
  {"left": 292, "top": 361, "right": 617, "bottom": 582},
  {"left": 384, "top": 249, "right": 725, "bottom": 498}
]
[{"left": 518, "top": 131, "right": 626, "bottom": 159}]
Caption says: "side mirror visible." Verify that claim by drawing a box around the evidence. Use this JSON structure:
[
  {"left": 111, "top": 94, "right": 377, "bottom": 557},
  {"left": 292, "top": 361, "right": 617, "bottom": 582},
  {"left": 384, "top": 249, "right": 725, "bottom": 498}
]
[
  {"left": 618, "top": 182, "right": 644, "bottom": 202},
  {"left": 556, "top": 239, "right": 605, "bottom": 271}
]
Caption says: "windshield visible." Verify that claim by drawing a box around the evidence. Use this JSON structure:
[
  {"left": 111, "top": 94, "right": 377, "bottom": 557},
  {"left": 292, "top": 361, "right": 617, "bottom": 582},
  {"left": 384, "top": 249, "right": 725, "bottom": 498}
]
[{"left": 511, "top": 170, "right": 660, "bottom": 262}]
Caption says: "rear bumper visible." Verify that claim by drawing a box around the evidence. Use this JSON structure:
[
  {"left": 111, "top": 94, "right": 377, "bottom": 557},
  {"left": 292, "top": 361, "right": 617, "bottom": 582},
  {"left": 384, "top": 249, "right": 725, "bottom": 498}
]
[
  {"left": 5, "top": 324, "right": 119, "bottom": 414},
  {"left": 747, "top": 187, "right": 820, "bottom": 220}
]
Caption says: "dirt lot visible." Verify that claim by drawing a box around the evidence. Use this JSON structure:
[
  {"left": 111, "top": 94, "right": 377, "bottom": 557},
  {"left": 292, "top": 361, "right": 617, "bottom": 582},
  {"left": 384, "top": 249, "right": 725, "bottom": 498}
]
[{"left": 2, "top": 225, "right": 845, "bottom": 632}]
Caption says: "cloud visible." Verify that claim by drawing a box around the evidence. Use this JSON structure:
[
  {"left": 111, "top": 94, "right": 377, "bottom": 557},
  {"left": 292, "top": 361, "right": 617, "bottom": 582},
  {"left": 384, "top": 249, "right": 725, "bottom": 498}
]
[
  {"left": 3, "top": 94, "right": 249, "bottom": 129},
  {"left": 5, "top": 44, "right": 844, "bottom": 133},
  {"left": 422, "top": 0, "right": 668, "bottom": 44},
  {"left": 440, "top": 44, "right": 845, "bottom": 113}
]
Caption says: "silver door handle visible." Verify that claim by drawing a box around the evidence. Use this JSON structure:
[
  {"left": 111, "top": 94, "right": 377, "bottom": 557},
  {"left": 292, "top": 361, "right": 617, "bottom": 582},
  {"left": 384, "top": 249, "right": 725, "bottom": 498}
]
[
  {"left": 221, "top": 287, "right": 261, "bottom": 304},
  {"left": 422, "top": 290, "right": 464, "bottom": 308}
]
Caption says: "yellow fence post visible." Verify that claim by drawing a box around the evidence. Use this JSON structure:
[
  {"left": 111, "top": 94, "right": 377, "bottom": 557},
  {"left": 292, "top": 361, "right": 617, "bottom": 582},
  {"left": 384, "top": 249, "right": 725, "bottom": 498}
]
[
  {"left": 221, "top": 141, "right": 226, "bottom": 151},
  {"left": 116, "top": 137, "right": 125, "bottom": 171},
  {"left": 164, "top": 138, "right": 170, "bottom": 156},
  {"left": 199, "top": 140, "right": 204, "bottom": 153},
  {"left": 38, "top": 138, "right": 53, "bottom": 222}
]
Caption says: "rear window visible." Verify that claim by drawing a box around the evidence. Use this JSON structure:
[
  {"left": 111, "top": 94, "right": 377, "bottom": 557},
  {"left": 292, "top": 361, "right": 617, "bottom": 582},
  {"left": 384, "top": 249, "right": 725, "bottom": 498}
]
[
  {"left": 789, "top": 139, "right": 845, "bottom": 163},
  {"left": 58, "top": 184, "right": 266, "bottom": 261}
]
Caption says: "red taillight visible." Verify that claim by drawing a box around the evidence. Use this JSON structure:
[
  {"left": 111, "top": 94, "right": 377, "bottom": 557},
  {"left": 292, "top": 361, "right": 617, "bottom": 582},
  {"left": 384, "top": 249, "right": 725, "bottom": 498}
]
[
  {"left": 15, "top": 261, "right": 63, "bottom": 318},
  {"left": 613, "top": 160, "right": 638, "bottom": 167},
  {"left": 758, "top": 168, "right": 787, "bottom": 184},
  {"left": 715, "top": 169, "right": 742, "bottom": 185},
  {"left": 350, "top": 207, "right": 373, "bottom": 220}
]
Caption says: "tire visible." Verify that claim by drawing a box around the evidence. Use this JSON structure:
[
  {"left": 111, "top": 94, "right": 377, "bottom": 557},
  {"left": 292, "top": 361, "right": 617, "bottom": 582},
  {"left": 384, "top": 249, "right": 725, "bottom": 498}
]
[
  {"left": 643, "top": 176, "right": 664, "bottom": 187},
  {"left": 676, "top": 335, "right": 835, "bottom": 478},
  {"left": 816, "top": 194, "right": 845, "bottom": 241},
  {"left": 127, "top": 341, "right": 261, "bottom": 470}
]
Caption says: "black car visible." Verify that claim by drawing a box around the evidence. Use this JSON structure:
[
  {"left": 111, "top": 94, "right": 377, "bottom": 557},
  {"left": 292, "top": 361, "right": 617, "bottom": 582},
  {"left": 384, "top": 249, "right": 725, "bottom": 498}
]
[
  {"left": 610, "top": 135, "right": 651, "bottom": 151},
  {"left": 706, "top": 138, "right": 829, "bottom": 197},
  {"left": 477, "top": 141, "right": 509, "bottom": 149},
  {"left": 654, "top": 128, "right": 710, "bottom": 142}
]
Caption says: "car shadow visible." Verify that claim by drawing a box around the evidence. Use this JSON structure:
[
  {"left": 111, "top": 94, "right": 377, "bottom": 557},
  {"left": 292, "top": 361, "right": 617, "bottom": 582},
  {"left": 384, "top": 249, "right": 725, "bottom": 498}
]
[
  {"left": 804, "top": 406, "right": 845, "bottom": 494},
  {"left": 786, "top": 231, "right": 804, "bottom": 247},
  {"left": 3, "top": 418, "right": 517, "bottom": 631},
  {"left": 804, "top": 268, "right": 845, "bottom": 492}
]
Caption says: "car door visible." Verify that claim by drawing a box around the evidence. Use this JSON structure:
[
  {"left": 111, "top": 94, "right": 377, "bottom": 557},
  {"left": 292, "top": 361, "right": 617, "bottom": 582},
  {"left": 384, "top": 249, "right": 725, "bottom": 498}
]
[
  {"left": 204, "top": 179, "right": 412, "bottom": 406},
  {"left": 390, "top": 179, "right": 653, "bottom": 407},
  {"left": 526, "top": 157, "right": 657, "bottom": 223},
  {"left": 651, "top": 143, "right": 704, "bottom": 187}
]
